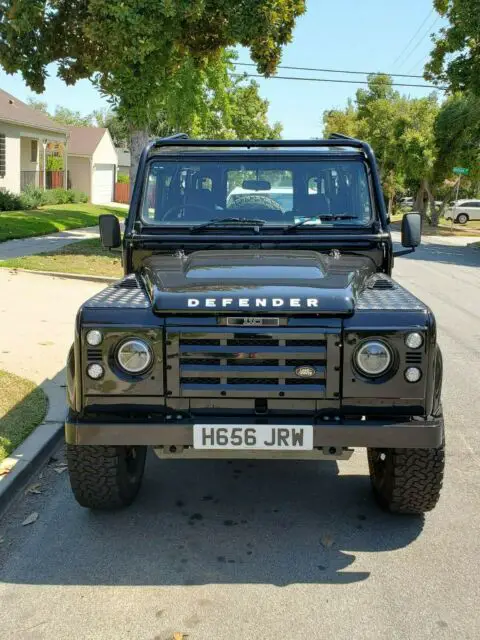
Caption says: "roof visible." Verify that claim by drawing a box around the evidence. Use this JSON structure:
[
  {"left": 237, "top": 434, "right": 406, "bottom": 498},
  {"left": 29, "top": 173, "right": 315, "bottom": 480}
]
[
  {"left": 116, "top": 147, "right": 131, "bottom": 167},
  {"left": 0, "top": 88, "right": 67, "bottom": 134},
  {"left": 67, "top": 126, "right": 107, "bottom": 156}
]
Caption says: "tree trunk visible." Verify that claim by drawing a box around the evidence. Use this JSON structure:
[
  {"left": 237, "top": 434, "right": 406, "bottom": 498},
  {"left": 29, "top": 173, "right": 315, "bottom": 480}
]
[
  {"left": 425, "top": 182, "right": 440, "bottom": 227},
  {"left": 129, "top": 129, "right": 151, "bottom": 189},
  {"left": 388, "top": 194, "right": 395, "bottom": 217},
  {"left": 414, "top": 181, "right": 428, "bottom": 219}
]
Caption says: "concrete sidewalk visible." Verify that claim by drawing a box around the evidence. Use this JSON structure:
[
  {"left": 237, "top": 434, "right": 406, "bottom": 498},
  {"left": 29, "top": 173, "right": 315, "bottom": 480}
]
[
  {"left": 390, "top": 230, "right": 480, "bottom": 247},
  {"left": 0, "top": 226, "right": 100, "bottom": 260},
  {"left": 0, "top": 269, "right": 104, "bottom": 417}
]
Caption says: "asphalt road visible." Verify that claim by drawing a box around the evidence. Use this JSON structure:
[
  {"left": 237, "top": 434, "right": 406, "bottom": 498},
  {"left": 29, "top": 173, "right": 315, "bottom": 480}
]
[{"left": 1, "top": 241, "right": 480, "bottom": 640}]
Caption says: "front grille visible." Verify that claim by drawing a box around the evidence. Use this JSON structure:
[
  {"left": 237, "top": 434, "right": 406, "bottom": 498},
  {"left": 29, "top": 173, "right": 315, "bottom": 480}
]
[{"left": 166, "top": 327, "right": 340, "bottom": 398}]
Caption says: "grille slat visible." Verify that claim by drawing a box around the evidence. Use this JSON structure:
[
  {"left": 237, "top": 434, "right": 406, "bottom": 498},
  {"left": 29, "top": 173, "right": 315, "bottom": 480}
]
[
  {"left": 87, "top": 349, "right": 102, "bottom": 362},
  {"left": 174, "top": 328, "right": 333, "bottom": 398},
  {"left": 406, "top": 352, "right": 423, "bottom": 364}
]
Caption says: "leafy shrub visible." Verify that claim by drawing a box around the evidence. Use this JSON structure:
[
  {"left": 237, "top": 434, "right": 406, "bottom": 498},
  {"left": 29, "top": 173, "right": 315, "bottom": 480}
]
[
  {"left": 18, "top": 186, "right": 89, "bottom": 208},
  {"left": 0, "top": 189, "right": 24, "bottom": 211},
  {"left": 69, "top": 189, "right": 88, "bottom": 203},
  {"left": 41, "top": 190, "right": 59, "bottom": 206},
  {"left": 117, "top": 173, "right": 130, "bottom": 184},
  {"left": 49, "top": 187, "right": 75, "bottom": 204},
  {"left": 20, "top": 185, "right": 46, "bottom": 209},
  {"left": 46, "top": 155, "right": 64, "bottom": 171}
]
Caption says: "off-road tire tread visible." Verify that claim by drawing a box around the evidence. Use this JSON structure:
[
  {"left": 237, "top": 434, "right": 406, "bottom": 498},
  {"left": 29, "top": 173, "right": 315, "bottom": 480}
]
[
  {"left": 66, "top": 444, "right": 145, "bottom": 509},
  {"left": 368, "top": 443, "right": 445, "bottom": 514}
]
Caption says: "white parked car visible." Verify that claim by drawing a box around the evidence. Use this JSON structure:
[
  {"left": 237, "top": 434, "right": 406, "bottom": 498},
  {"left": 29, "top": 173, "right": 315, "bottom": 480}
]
[{"left": 445, "top": 199, "right": 480, "bottom": 224}]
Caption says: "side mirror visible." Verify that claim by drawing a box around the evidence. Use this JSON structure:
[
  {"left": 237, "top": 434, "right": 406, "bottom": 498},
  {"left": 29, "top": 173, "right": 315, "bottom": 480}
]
[
  {"left": 401, "top": 212, "right": 421, "bottom": 247},
  {"left": 99, "top": 214, "right": 121, "bottom": 249}
]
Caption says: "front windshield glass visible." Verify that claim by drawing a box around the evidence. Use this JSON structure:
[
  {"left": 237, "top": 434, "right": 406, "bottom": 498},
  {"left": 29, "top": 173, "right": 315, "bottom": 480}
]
[{"left": 141, "top": 158, "right": 373, "bottom": 227}]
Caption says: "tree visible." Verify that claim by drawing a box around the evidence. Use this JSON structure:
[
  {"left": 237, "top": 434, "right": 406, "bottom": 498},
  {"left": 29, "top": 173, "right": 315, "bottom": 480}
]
[
  {"left": 27, "top": 98, "right": 49, "bottom": 115},
  {"left": 323, "top": 74, "right": 441, "bottom": 220},
  {"left": 425, "top": 0, "right": 480, "bottom": 95},
  {"left": 52, "top": 106, "right": 92, "bottom": 127},
  {"left": 92, "top": 109, "right": 129, "bottom": 147},
  {"left": 323, "top": 102, "right": 359, "bottom": 138},
  {"left": 27, "top": 98, "right": 92, "bottom": 127},
  {"left": 0, "top": 0, "right": 305, "bottom": 178},
  {"left": 433, "top": 92, "right": 480, "bottom": 199}
]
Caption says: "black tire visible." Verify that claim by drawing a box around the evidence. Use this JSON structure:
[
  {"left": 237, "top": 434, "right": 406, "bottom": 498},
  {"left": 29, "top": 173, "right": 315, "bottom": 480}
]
[
  {"left": 367, "top": 437, "right": 445, "bottom": 514},
  {"left": 455, "top": 212, "right": 469, "bottom": 225},
  {"left": 66, "top": 444, "right": 147, "bottom": 509}
]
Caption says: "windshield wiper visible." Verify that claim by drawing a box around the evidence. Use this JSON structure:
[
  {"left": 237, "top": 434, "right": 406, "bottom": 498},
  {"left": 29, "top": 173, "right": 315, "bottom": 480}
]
[
  {"left": 284, "top": 215, "right": 359, "bottom": 233},
  {"left": 190, "top": 217, "right": 266, "bottom": 234}
]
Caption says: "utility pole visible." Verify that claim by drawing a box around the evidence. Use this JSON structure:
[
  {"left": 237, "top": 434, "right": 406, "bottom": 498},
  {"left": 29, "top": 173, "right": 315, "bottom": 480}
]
[
  {"left": 451, "top": 176, "right": 461, "bottom": 229},
  {"left": 42, "top": 139, "right": 47, "bottom": 191}
]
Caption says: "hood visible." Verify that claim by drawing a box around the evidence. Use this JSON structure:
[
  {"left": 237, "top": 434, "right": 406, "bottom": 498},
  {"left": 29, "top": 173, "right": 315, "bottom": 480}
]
[{"left": 141, "top": 250, "right": 376, "bottom": 315}]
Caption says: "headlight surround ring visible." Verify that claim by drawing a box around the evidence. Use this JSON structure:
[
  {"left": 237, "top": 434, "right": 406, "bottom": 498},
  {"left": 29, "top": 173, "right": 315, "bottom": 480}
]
[
  {"left": 354, "top": 340, "right": 393, "bottom": 378},
  {"left": 116, "top": 338, "right": 153, "bottom": 374}
]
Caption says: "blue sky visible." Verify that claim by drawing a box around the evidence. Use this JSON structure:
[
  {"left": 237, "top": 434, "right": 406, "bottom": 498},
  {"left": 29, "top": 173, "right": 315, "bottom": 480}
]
[{"left": 0, "top": 0, "right": 446, "bottom": 139}]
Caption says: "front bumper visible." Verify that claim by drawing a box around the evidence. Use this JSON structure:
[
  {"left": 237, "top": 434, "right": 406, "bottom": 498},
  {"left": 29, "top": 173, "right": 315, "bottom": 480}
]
[{"left": 65, "top": 415, "right": 443, "bottom": 449}]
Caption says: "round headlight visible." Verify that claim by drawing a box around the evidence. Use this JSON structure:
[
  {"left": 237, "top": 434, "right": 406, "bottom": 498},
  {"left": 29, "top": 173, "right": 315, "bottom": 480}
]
[
  {"left": 86, "top": 330, "right": 103, "bottom": 346},
  {"left": 405, "top": 367, "right": 422, "bottom": 383},
  {"left": 355, "top": 340, "right": 392, "bottom": 377},
  {"left": 87, "top": 363, "right": 104, "bottom": 379},
  {"left": 405, "top": 332, "right": 423, "bottom": 349},
  {"left": 117, "top": 339, "right": 152, "bottom": 374}
]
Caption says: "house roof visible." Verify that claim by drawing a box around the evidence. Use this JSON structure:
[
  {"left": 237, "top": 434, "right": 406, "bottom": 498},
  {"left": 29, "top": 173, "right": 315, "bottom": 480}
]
[
  {"left": 67, "top": 126, "right": 107, "bottom": 156},
  {"left": 0, "top": 88, "right": 67, "bottom": 134}
]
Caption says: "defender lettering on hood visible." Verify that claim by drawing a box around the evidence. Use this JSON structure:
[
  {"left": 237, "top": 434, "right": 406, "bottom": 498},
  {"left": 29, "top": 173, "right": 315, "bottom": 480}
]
[{"left": 187, "top": 297, "right": 320, "bottom": 309}]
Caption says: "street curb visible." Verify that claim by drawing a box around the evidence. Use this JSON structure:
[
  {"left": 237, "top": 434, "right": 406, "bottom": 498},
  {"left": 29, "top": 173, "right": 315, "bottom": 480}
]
[
  {"left": 0, "top": 422, "right": 64, "bottom": 516},
  {"left": 0, "top": 267, "right": 118, "bottom": 284}
]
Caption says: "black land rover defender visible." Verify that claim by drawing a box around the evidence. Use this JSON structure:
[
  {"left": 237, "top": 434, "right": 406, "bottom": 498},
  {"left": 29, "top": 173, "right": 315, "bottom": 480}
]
[{"left": 65, "top": 134, "right": 445, "bottom": 513}]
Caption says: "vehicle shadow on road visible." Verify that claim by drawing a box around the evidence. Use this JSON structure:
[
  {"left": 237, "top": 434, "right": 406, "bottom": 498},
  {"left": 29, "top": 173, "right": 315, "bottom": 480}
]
[
  {"left": 398, "top": 242, "right": 480, "bottom": 268},
  {"left": 1, "top": 450, "right": 425, "bottom": 587}
]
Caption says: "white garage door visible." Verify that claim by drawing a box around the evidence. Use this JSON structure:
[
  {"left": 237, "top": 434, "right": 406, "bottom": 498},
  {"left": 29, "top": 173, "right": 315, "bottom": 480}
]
[{"left": 92, "top": 164, "right": 115, "bottom": 204}]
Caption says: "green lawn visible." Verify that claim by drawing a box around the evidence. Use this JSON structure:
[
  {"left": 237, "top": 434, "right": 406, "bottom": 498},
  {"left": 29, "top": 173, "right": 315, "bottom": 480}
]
[
  {"left": 1, "top": 238, "right": 124, "bottom": 278},
  {"left": 0, "top": 204, "right": 125, "bottom": 243},
  {"left": 0, "top": 370, "right": 48, "bottom": 463}
]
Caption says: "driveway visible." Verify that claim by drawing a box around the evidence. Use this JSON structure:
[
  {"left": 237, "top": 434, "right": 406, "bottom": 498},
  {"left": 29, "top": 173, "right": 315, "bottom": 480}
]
[{"left": 0, "top": 244, "right": 480, "bottom": 640}]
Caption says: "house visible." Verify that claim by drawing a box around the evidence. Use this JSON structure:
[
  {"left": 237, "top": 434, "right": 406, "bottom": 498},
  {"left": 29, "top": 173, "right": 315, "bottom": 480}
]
[
  {"left": 0, "top": 88, "right": 67, "bottom": 193},
  {"left": 67, "top": 127, "right": 118, "bottom": 204},
  {"left": 116, "top": 147, "right": 131, "bottom": 176}
]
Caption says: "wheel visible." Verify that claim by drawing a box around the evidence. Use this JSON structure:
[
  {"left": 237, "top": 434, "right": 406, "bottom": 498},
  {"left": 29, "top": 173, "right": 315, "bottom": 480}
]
[
  {"left": 367, "top": 436, "right": 445, "bottom": 514},
  {"left": 455, "top": 212, "right": 469, "bottom": 224},
  {"left": 66, "top": 444, "right": 147, "bottom": 509}
]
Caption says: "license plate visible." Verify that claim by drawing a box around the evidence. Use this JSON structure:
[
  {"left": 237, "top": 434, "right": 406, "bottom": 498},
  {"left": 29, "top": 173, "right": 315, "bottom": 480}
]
[{"left": 193, "top": 424, "right": 313, "bottom": 450}]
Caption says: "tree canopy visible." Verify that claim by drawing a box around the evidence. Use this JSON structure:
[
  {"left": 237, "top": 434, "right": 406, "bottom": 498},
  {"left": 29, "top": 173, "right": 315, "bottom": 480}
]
[
  {"left": 323, "top": 74, "right": 441, "bottom": 218},
  {"left": 425, "top": 0, "right": 480, "bottom": 95},
  {"left": 0, "top": 0, "right": 305, "bottom": 130}
]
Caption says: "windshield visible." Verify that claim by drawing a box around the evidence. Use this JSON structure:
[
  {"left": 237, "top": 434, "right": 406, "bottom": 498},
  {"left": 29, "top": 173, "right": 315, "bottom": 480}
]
[{"left": 140, "top": 159, "right": 373, "bottom": 227}]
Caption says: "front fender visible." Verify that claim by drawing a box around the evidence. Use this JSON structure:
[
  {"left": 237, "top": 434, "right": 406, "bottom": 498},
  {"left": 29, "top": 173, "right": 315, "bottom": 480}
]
[
  {"left": 431, "top": 344, "right": 443, "bottom": 417},
  {"left": 67, "top": 344, "right": 76, "bottom": 412}
]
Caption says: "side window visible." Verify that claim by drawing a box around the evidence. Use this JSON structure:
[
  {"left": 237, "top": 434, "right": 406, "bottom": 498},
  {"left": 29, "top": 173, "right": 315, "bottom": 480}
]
[
  {"left": 307, "top": 177, "right": 318, "bottom": 194},
  {"left": 31, "top": 140, "right": 38, "bottom": 163},
  {"left": 358, "top": 168, "right": 372, "bottom": 219},
  {"left": 143, "top": 173, "right": 157, "bottom": 220},
  {"left": 0, "top": 133, "right": 6, "bottom": 178}
]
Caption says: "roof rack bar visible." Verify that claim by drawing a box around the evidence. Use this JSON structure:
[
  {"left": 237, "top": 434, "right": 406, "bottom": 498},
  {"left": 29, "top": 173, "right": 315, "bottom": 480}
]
[{"left": 146, "top": 137, "right": 366, "bottom": 150}]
